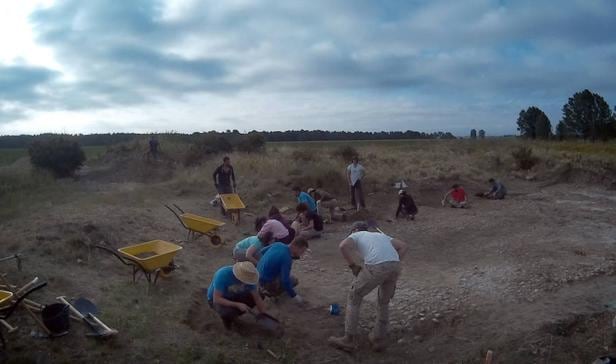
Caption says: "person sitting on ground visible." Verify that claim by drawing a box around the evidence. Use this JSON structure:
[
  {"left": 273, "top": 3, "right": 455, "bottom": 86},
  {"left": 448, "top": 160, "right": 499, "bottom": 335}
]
[
  {"left": 232, "top": 231, "right": 274, "bottom": 265},
  {"left": 256, "top": 215, "right": 295, "bottom": 245},
  {"left": 395, "top": 190, "right": 418, "bottom": 220},
  {"left": 206, "top": 261, "right": 269, "bottom": 330},
  {"left": 257, "top": 238, "right": 309, "bottom": 303},
  {"left": 308, "top": 187, "right": 342, "bottom": 223},
  {"left": 291, "top": 203, "right": 323, "bottom": 240},
  {"left": 292, "top": 186, "right": 317, "bottom": 214},
  {"left": 441, "top": 184, "right": 468, "bottom": 208},
  {"left": 484, "top": 178, "right": 507, "bottom": 200},
  {"left": 328, "top": 221, "right": 408, "bottom": 352}
]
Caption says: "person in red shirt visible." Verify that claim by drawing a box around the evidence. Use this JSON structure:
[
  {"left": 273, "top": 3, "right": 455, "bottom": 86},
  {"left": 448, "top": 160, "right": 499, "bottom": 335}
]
[{"left": 442, "top": 184, "right": 468, "bottom": 208}]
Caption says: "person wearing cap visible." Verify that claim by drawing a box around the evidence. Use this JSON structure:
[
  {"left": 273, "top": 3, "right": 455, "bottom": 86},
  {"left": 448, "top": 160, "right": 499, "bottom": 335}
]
[
  {"left": 292, "top": 186, "right": 317, "bottom": 213},
  {"left": 257, "top": 238, "right": 309, "bottom": 304},
  {"left": 346, "top": 156, "right": 366, "bottom": 211},
  {"left": 290, "top": 203, "right": 323, "bottom": 240},
  {"left": 395, "top": 189, "right": 418, "bottom": 220},
  {"left": 232, "top": 231, "right": 274, "bottom": 265},
  {"left": 206, "top": 261, "right": 268, "bottom": 329},
  {"left": 328, "top": 221, "right": 408, "bottom": 352},
  {"left": 441, "top": 184, "right": 468, "bottom": 208},
  {"left": 308, "top": 187, "right": 340, "bottom": 224}
]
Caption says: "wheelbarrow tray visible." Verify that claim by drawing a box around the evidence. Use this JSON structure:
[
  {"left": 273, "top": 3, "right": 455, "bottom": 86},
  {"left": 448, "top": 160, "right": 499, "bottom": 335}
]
[
  {"left": 118, "top": 240, "right": 182, "bottom": 272},
  {"left": 180, "top": 213, "right": 225, "bottom": 234},
  {"left": 0, "top": 290, "right": 13, "bottom": 308},
  {"left": 220, "top": 194, "right": 246, "bottom": 210}
]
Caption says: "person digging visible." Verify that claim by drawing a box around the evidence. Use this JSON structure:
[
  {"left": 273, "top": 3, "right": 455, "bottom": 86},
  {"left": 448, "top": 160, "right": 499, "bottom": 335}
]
[
  {"left": 206, "top": 261, "right": 269, "bottom": 330},
  {"left": 257, "top": 238, "right": 309, "bottom": 305},
  {"left": 328, "top": 221, "right": 408, "bottom": 352}
]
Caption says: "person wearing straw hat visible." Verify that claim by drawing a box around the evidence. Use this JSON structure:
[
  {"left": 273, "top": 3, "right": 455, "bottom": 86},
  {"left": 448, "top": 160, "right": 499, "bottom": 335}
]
[
  {"left": 206, "top": 261, "right": 268, "bottom": 329},
  {"left": 328, "top": 221, "right": 408, "bottom": 352}
]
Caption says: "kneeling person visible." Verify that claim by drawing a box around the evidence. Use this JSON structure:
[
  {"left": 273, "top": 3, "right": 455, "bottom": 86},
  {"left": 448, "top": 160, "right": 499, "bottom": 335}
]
[
  {"left": 206, "top": 261, "right": 268, "bottom": 329},
  {"left": 233, "top": 231, "right": 274, "bottom": 265},
  {"left": 257, "top": 238, "right": 309, "bottom": 304}
]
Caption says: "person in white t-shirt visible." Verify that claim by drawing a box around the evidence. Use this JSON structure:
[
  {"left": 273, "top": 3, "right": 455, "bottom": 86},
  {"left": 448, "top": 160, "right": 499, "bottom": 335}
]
[
  {"left": 346, "top": 156, "right": 366, "bottom": 211},
  {"left": 328, "top": 221, "right": 408, "bottom": 352}
]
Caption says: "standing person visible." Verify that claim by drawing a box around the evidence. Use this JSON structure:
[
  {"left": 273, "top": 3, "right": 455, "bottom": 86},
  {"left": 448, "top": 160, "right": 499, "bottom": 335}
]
[
  {"left": 213, "top": 156, "right": 236, "bottom": 194},
  {"left": 328, "top": 221, "right": 408, "bottom": 352},
  {"left": 484, "top": 178, "right": 507, "bottom": 200},
  {"left": 442, "top": 184, "right": 468, "bottom": 208},
  {"left": 213, "top": 156, "right": 236, "bottom": 215},
  {"left": 395, "top": 190, "right": 418, "bottom": 220},
  {"left": 206, "top": 261, "right": 269, "bottom": 330},
  {"left": 292, "top": 186, "right": 317, "bottom": 214},
  {"left": 148, "top": 136, "right": 160, "bottom": 160},
  {"left": 308, "top": 187, "right": 341, "bottom": 223},
  {"left": 257, "top": 238, "right": 309, "bottom": 303},
  {"left": 290, "top": 203, "right": 323, "bottom": 240},
  {"left": 232, "top": 231, "right": 274, "bottom": 265},
  {"left": 346, "top": 156, "right": 366, "bottom": 211}
]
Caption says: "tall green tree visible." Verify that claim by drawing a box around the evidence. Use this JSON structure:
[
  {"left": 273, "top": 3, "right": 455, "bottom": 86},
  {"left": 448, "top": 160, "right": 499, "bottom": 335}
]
[
  {"left": 517, "top": 106, "right": 551, "bottom": 139},
  {"left": 470, "top": 129, "right": 477, "bottom": 139},
  {"left": 478, "top": 129, "right": 486, "bottom": 138},
  {"left": 560, "top": 89, "right": 613, "bottom": 141}
]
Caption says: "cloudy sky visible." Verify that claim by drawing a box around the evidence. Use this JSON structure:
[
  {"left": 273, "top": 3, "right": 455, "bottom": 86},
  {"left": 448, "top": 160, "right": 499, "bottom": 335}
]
[{"left": 1, "top": 0, "right": 615, "bottom": 136}]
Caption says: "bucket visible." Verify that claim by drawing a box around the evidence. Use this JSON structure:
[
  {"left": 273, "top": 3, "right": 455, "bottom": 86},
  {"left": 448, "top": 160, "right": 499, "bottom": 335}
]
[{"left": 42, "top": 303, "right": 70, "bottom": 334}]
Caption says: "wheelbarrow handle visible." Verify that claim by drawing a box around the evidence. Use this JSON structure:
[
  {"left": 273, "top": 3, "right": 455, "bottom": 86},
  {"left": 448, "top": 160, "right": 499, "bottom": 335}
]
[
  {"left": 164, "top": 204, "right": 188, "bottom": 229},
  {"left": 95, "top": 245, "right": 134, "bottom": 267},
  {"left": 0, "top": 281, "right": 47, "bottom": 320}
]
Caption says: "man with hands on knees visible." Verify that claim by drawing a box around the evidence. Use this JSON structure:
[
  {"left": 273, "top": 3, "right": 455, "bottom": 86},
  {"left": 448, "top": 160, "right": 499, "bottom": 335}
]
[{"left": 328, "top": 221, "right": 408, "bottom": 352}]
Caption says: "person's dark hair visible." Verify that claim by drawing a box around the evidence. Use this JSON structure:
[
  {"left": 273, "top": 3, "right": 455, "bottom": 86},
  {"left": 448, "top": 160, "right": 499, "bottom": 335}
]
[
  {"left": 255, "top": 216, "right": 267, "bottom": 232},
  {"left": 352, "top": 155, "right": 359, "bottom": 162},
  {"left": 292, "top": 186, "right": 301, "bottom": 192},
  {"left": 452, "top": 184, "right": 460, "bottom": 189},
  {"left": 223, "top": 156, "right": 230, "bottom": 162},
  {"left": 291, "top": 236, "right": 309, "bottom": 249},
  {"left": 488, "top": 178, "right": 495, "bottom": 183},
  {"left": 268, "top": 206, "right": 281, "bottom": 219},
  {"left": 296, "top": 203, "right": 309, "bottom": 213},
  {"left": 258, "top": 230, "right": 274, "bottom": 244}
]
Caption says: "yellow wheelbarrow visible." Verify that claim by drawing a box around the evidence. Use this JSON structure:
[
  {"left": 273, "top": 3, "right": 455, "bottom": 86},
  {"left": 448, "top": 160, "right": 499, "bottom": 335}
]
[
  {"left": 165, "top": 204, "right": 225, "bottom": 245},
  {"left": 96, "top": 240, "right": 182, "bottom": 288},
  {"left": 219, "top": 194, "right": 246, "bottom": 225}
]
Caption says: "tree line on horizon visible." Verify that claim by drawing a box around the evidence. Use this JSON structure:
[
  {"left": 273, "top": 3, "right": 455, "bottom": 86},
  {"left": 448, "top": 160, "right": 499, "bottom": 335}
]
[
  {"left": 517, "top": 89, "right": 616, "bottom": 141},
  {"left": 0, "top": 129, "right": 456, "bottom": 149}
]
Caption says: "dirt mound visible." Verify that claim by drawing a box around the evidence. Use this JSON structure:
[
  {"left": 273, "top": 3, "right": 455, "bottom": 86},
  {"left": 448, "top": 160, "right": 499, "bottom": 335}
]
[{"left": 83, "top": 146, "right": 177, "bottom": 183}]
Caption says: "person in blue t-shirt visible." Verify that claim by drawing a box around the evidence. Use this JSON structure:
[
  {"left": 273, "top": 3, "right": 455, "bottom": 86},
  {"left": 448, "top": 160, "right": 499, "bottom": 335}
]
[
  {"left": 257, "top": 238, "right": 309, "bottom": 305},
  {"left": 292, "top": 186, "right": 317, "bottom": 213},
  {"left": 206, "top": 261, "right": 269, "bottom": 329},
  {"left": 232, "top": 231, "right": 273, "bottom": 265}
]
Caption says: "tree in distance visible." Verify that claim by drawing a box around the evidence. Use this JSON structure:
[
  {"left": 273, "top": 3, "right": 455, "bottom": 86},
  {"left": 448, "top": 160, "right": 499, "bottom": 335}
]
[
  {"left": 557, "top": 89, "right": 613, "bottom": 141},
  {"left": 517, "top": 106, "right": 552, "bottom": 139}
]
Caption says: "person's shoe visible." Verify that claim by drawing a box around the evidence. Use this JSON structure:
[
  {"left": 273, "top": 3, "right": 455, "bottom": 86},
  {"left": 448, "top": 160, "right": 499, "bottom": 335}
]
[
  {"left": 368, "top": 333, "right": 387, "bottom": 352},
  {"left": 328, "top": 335, "right": 356, "bottom": 352}
]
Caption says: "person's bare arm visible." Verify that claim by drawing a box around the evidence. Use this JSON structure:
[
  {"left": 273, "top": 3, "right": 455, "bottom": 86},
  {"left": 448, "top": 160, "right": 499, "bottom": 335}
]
[
  {"left": 251, "top": 290, "right": 267, "bottom": 313},
  {"left": 390, "top": 238, "right": 408, "bottom": 259},
  {"left": 346, "top": 167, "right": 352, "bottom": 186},
  {"left": 245, "top": 246, "right": 260, "bottom": 265},
  {"left": 339, "top": 237, "right": 356, "bottom": 265},
  {"left": 213, "top": 291, "right": 248, "bottom": 312}
]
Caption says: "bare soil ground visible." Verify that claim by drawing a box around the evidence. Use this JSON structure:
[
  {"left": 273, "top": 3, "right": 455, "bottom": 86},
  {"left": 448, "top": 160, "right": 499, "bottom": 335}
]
[{"left": 1, "top": 157, "right": 616, "bottom": 363}]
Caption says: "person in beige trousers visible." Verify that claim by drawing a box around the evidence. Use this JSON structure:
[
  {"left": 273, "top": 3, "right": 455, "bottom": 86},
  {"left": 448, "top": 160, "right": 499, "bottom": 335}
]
[{"left": 328, "top": 221, "right": 408, "bottom": 352}]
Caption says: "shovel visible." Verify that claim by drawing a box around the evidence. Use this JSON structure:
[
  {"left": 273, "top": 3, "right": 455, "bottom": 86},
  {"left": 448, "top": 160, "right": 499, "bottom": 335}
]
[
  {"left": 248, "top": 309, "right": 283, "bottom": 337},
  {"left": 56, "top": 297, "right": 117, "bottom": 338}
]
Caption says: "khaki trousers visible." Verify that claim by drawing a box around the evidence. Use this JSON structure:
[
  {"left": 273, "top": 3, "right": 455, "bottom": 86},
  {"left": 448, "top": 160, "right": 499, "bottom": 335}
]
[{"left": 344, "top": 261, "right": 401, "bottom": 339}]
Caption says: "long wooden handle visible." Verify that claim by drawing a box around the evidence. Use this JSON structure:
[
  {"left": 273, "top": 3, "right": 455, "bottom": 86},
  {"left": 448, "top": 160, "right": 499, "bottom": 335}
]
[
  {"left": 13, "top": 277, "right": 39, "bottom": 298},
  {"left": 0, "top": 319, "right": 17, "bottom": 333},
  {"left": 23, "top": 305, "right": 52, "bottom": 336},
  {"left": 56, "top": 296, "right": 85, "bottom": 320}
]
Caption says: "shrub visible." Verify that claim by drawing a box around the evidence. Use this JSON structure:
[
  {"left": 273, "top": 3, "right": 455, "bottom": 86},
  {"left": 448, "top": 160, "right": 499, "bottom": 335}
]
[
  {"left": 28, "top": 137, "right": 86, "bottom": 178},
  {"left": 183, "top": 135, "right": 233, "bottom": 166},
  {"left": 511, "top": 146, "right": 538, "bottom": 170},
  {"left": 291, "top": 149, "right": 315, "bottom": 161},
  {"left": 236, "top": 133, "right": 266, "bottom": 153},
  {"left": 332, "top": 145, "right": 358, "bottom": 161}
]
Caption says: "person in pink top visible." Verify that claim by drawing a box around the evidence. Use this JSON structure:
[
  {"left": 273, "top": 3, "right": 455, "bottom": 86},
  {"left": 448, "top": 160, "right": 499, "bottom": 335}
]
[{"left": 255, "top": 215, "right": 295, "bottom": 244}]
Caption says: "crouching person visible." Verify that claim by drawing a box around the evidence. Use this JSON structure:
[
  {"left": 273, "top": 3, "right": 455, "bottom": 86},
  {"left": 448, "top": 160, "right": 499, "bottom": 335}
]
[
  {"left": 291, "top": 203, "right": 323, "bottom": 240},
  {"left": 328, "top": 221, "right": 408, "bottom": 352},
  {"left": 206, "top": 261, "right": 268, "bottom": 330},
  {"left": 233, "top": 231, "right": 274, "bottom": 265},
  {"left": 257, "top": 238, "right": 309, "bottom": 304}
]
